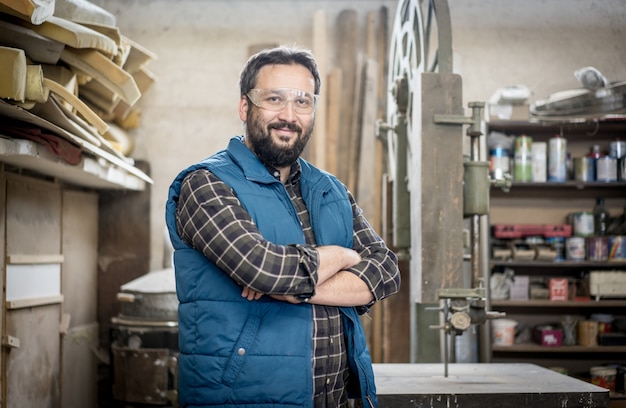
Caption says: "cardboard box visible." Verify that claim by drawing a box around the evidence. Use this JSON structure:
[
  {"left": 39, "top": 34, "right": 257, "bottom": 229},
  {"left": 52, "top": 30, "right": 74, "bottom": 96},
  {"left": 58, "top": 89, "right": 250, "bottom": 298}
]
[
  {"left": 488, "top": 103, "right": 530, "bottom": 122},
  {"left": 549, "top": 278, "right": 568, "bottom": 301},
  {"left": 533, "top": 326, "right": 563, "bottom": 346}
]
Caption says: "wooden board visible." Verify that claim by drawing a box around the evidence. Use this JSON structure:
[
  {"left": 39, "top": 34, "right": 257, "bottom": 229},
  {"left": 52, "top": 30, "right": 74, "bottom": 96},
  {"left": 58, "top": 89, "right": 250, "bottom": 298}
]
[
  {"left": 325, "top": 68, "right": 342, "bottom": 176},
  {"left": 60, "top": 47, "right": 140, "bottom": 105},
  {"left": 29, "top": 15, "right": 117, "bottom": 57},
  {"left": 0, "top": 0, "right": 54, "bottom": 25},
  {"left": 0, "top": 19, "right": 64, "bottom": 64},
  {"left": 334, "top": 9, "right": 359, "bottom": 186},
  {"left": 311, "top": 9, "right": 327, "bottom": 170}
]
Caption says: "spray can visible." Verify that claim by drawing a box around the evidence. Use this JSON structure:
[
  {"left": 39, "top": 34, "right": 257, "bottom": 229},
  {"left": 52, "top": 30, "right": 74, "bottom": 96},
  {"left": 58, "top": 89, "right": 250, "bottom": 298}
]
[
  {"left": 514, "top": 136, "right": 532, "bottom": 182},
  {"left": 548, "top": 136, "right": 567, "bottom": 182}
]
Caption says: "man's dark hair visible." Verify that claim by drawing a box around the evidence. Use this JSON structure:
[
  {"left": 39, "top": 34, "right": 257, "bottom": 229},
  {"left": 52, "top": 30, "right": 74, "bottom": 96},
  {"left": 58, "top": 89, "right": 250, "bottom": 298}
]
[{"left": 239, "top": 45, "right": 321, "bottom": 97}]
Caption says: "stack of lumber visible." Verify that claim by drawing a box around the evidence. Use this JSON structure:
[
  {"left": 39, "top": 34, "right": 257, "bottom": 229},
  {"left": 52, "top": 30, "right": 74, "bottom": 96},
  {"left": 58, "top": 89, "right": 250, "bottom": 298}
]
[
  {"left": 307, "top": 7, "right": 391, "bottom": 365},
  {"left": 309, "top": 7, "right": 389, "bottom": 234},
  {"left": 0, "top": 0, "right": 156, "bottom": 169}
]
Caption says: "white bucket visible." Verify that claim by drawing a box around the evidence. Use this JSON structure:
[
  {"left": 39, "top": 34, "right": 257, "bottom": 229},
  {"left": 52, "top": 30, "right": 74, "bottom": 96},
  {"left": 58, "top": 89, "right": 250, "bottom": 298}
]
[{"left": 492, "top": 319, "right": 517, "bottom": 346}]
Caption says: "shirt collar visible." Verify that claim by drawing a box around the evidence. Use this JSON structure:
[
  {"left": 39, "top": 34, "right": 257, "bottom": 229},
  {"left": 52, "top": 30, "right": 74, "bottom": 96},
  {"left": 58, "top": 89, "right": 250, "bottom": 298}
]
[{"left": 264, "top": 161, "right": 302, "bottom": 185}]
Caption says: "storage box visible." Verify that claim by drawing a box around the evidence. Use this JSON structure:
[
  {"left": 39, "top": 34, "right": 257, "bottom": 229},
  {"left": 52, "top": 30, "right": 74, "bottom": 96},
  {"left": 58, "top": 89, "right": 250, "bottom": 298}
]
[
  {"left": 589, "top": 271, "right": 626, "bottom": 298},
  {"left": 549, "top": 278, "right": 569, "bottom": 301},
  {"left": 492, "top": 224, "right": 571, "bottom": 239},
  {"left": 509, "top": 275, "right": 529, "bottom": 300},
  {"left": 533, "top": 325, "right": 563, "bottom": 346}
]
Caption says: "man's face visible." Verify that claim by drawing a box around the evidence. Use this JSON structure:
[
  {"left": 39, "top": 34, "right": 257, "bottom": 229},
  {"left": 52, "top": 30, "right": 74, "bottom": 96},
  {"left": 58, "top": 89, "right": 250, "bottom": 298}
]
[{"left": 239, "top": 64, "right": 316, "bottom": 168}]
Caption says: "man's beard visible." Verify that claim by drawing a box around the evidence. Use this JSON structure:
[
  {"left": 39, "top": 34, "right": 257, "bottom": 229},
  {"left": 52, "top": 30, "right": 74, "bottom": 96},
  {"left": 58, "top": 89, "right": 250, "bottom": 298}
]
[{"left": 245, "top": 108, "right": 314, "bottom": 168}]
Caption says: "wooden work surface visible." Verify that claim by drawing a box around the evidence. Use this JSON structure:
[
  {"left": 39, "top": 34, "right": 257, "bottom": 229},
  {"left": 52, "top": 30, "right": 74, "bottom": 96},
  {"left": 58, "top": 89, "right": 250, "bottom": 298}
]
[{"left": 373, "top": 363, "right": 609, "bottom": 408}]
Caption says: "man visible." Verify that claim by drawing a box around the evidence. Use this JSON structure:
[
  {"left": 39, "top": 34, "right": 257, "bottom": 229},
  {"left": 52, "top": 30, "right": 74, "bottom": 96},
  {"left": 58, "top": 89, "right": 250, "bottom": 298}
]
[{"left": 165, "top": 45, "right": 400, "bottom": 408}]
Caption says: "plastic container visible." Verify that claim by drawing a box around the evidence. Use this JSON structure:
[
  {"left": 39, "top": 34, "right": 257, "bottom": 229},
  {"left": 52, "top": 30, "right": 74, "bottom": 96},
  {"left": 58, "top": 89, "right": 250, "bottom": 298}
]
[
  {"left": 591, "top": 366, "right": 617, "bottom": 391},
  {"left": 491, "top": 319, "right": 517, "bottom": 346}
]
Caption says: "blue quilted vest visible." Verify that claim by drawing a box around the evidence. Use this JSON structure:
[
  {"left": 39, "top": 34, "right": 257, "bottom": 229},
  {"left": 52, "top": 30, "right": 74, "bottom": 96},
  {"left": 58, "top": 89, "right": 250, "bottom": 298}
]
[{"left": 165, "top": 136, "right": 378, "bottom": 407}]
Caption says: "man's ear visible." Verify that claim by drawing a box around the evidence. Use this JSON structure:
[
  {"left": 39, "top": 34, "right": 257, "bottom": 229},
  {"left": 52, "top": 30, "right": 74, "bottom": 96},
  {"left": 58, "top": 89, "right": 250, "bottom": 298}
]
[{"left": 239, "top": 96, "right": 249, "bottom": 121}]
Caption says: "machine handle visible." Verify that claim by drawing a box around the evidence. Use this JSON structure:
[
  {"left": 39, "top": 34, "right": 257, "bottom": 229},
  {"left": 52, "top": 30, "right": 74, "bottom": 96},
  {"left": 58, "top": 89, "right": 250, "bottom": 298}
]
[{"left": 116, "top": 292, "right": 137, "bottom": 303}]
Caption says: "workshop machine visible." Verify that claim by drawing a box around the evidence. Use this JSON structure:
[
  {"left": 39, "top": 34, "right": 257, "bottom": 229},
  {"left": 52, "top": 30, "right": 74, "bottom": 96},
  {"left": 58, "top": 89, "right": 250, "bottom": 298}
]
[
  {"left": 377, "top": 0, "right": 509, "bottom": 373},
  {"left": 372, "top": 2, "right": 609, "bottom": 406}
]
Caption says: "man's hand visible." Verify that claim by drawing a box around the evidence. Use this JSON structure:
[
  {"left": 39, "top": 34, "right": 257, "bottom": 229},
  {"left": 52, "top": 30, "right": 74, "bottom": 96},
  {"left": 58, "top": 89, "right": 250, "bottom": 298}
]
[{"left": 241, "top": 286, "right": 263, "bottom": 301}]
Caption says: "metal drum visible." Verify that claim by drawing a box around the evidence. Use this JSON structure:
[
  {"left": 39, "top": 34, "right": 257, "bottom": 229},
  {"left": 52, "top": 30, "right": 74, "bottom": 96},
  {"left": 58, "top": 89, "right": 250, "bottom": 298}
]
[{"left": 111, "top": 268, "right": 179, "bottom": 407}]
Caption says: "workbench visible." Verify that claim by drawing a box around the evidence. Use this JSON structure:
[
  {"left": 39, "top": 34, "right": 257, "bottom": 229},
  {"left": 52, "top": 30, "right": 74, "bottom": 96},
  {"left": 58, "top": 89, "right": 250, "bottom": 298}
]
[{"left": 373, "top": 363, "right": 610, "bottom": 407}]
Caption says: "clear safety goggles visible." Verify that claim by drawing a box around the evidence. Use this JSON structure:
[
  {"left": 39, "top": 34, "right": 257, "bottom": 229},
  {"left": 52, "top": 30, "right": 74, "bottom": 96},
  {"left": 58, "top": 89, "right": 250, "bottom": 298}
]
[{"left": 246, "top": 88, "right": 319, "bottom": 115}]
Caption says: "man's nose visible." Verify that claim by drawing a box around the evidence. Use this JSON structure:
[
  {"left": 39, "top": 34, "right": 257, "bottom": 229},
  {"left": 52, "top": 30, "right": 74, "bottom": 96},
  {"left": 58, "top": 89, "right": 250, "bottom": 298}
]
[{"left": 277, "top": 100, "right": 298, "bottom": 121}]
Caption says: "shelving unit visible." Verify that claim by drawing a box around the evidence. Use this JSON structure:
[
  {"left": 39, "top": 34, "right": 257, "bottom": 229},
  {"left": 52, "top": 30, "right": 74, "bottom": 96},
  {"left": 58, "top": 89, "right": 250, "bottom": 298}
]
[{"left": 486, "top": 117, "right": 626, "bottom": 379}]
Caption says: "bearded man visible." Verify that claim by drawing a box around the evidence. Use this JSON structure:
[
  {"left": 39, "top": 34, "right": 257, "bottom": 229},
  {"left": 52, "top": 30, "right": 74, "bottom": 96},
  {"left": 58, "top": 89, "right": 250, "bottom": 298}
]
[{"left": 165, "top": 45, "right": 400, "bottom": 408}]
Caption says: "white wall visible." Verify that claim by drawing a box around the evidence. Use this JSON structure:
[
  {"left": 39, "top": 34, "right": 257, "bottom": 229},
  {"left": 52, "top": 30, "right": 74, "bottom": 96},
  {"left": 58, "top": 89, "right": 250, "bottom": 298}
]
[{"left": 91, "top": 0, "right": 626, "bottom": 271}]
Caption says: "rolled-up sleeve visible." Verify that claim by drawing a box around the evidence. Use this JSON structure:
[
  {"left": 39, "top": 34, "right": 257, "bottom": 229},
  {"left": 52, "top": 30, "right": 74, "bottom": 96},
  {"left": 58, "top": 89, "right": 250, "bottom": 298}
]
[{"left": 345, "top": 192, "right": 401, "bottom": 307}]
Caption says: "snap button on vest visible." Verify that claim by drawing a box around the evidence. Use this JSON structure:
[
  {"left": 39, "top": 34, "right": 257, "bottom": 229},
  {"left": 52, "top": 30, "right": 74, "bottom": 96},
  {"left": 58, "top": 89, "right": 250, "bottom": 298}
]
[{"left": 238, "top": 347, "right": 246, "bottom": 356}]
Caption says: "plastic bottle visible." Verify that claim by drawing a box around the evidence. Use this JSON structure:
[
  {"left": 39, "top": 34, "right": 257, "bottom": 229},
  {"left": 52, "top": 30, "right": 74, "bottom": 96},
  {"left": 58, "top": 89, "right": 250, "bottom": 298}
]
[{"left": 593, "top": 197, "right": 610, "bottom": 236}]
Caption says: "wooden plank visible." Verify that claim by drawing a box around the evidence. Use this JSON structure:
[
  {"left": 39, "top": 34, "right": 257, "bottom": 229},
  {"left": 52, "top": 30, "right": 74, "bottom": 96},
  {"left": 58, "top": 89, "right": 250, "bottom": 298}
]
[
  {"left": 325, "top": 68, "right": 342, "bottom": 176},
  {"left": 6, "top": 294, "right": 64, "bottom": 310},
  {"left": 355, "top": 59, "right": 379, "bottom": 228},
  {"left": 97, "top": 160, "right": 151, "bottom": 347},
  {"left": 0, "top": 19, "right": 64, "bottom": 64},
  {"left": 6, "top": 254, "right": 64, "bottom": 264},
  {"left": 311, "top": 9, "right": 327, "bottom": 170},
  {"left": 5, "top": 305, "right": 61, "bottom": 405},
  {"left": 0, "top": 0, "right": 54, "bottom": 25},
  {"left": 347, "top": 54, "right": 363, "bottom": 193},
  {"left": 334, "top": 9, "right": 359, "bottom": 186}
]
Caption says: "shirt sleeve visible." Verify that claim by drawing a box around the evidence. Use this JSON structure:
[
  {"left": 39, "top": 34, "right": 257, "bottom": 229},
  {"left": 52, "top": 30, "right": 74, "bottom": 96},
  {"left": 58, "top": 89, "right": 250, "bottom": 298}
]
[
  {"left": 176, "top": 169, "right": 319, "bottom": 296},
  {"left": 344, "top": 191, "right": 401, "bottom": 308}
]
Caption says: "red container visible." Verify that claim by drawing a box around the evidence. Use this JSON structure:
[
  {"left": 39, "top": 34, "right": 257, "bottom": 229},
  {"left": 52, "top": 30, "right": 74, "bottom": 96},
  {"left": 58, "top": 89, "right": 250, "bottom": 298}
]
[
  {"left": 533, "top": 326, "right": 563, "bottom": 346},
  {"left": 549, "top": 278, "right": 568, "bottom": 301},
  {"left": 543, "top": 224, "right": 572, "bottom": 238},
  {"left": 492, "top": 224, "right": 571, "bottom": 239}
]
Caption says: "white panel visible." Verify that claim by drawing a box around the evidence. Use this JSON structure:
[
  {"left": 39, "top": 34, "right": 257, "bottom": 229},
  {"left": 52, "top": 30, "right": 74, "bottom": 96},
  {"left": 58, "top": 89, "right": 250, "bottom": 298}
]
[{"left": 6, "top": 263, "right": 61, "bottom": 301}]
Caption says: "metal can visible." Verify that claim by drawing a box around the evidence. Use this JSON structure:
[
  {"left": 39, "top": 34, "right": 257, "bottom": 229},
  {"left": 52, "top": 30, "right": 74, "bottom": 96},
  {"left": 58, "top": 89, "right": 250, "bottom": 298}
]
[
  {"left": 587, "top": 236, "right": 609, "bottom": 261},
  {"left": 548, "top": 136, "right": 567, "bottom": 182},
  {"left": 610, "top": 140, "right": 626, "bottom": 159},
  {"left": 572, "top": 212, "right": 594, "bottom": 237},
  {"left": 514, "top": 136, "right": 533, "bottom": 182},
  {"left": 573, "top": 157, "right": 595, "bottom": 182},
  {"left": 565, "top": 237, "right": 586, "bottom": 261},
  {"left": 596, "top": 157, "right": 618, "bottom": 182},
  {"left": 489, "top": 146, "right": 510, "bottom": 180},
  {"left": 608, "top": 236, "right": 626, "bottom": 261}
]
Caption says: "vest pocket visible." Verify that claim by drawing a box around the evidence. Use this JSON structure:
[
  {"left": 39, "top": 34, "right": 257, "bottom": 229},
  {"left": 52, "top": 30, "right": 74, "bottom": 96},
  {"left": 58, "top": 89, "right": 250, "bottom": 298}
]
[{"left": 221, "top": 314, "right": 261, "bottom": 386}]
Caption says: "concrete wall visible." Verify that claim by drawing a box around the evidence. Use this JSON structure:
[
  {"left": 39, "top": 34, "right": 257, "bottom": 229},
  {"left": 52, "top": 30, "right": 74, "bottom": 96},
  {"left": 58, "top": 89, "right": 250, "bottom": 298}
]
[{"left": 91, "top": 0, "right": 626, "bottom": 271}]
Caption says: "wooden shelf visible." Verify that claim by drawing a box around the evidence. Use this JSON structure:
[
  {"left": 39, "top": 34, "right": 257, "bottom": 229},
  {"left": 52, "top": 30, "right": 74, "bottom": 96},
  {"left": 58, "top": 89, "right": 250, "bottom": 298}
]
[
  {"left": 0, "top": 137, "right": 150, "bottom": 191},
  {"left": 486, "top": 115, "right": 626, "bottom": 373},
  {"left": 487, "top": 117, "right": 626, "bottom": 133},
  {"left": 491, "top": 260, "right": 626, "bottom": 269},
  {"left": 493, "top": 344, "right": 626, "bottom": 353},
  {"left": 492, "top": 299, "right": 626, "bottom": 308}
]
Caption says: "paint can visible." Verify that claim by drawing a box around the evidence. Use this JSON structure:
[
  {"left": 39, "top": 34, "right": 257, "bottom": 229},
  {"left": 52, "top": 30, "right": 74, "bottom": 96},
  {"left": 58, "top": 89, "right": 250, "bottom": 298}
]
[
  {"left": 610, "top": 140, "right": 626, "bottom": 159},
  {"left": 531, "top": 142, "right": 547, "bottom": 182},
  {"left": 573, "top": 157, "right": 595, "bottom": 182},
  {"left": 514, "top": 136, "right": 533, "bottom": 182},
  {"left": 565, "top": 237, "right": 586, "bottom": 261},
  {"left": 596, "top": 156, "right": 618, "bottom": 182},
  {"left": 571, "top": 212, "right": 594, "bottom": 237},
  {"left": 608, "top": 236, "right": 626, "bottom": 261},
  {"left": 591, "top": 366, "right": 617, "bottom": 392},
  {"left": 489, "top": 146, "right": 510, "bottom": 180},
  {"left": 548, "top": 136, "right": 567, "bottom": 182},
  {"left": 587, "top": 236, "right": 609, "bottom": 261}
]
